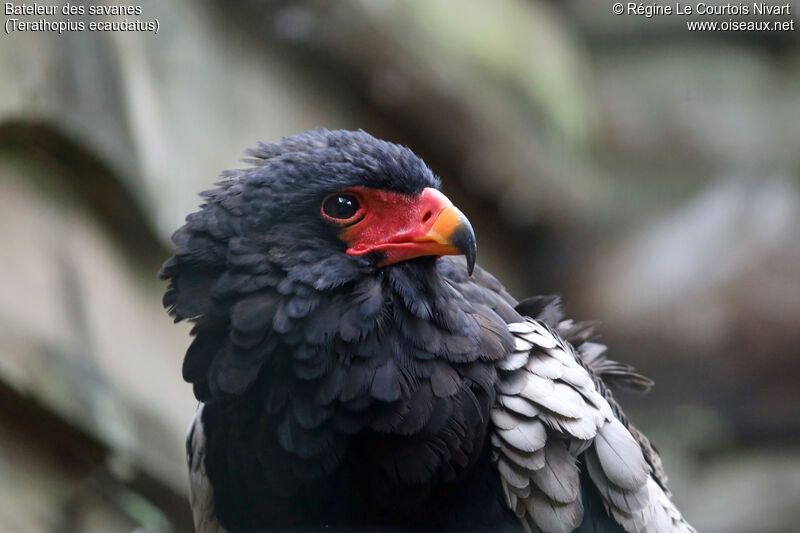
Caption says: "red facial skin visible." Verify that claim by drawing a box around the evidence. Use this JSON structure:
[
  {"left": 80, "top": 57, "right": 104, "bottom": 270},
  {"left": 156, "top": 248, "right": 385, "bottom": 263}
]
[{"left": 322, "top": 186, "right": 472, "bottom": 268}]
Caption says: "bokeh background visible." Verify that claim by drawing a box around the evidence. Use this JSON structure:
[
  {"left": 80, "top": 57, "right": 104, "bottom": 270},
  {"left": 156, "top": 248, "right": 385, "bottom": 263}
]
[{"left": 1, "top": 1, "right": 799, "bottom": 532}]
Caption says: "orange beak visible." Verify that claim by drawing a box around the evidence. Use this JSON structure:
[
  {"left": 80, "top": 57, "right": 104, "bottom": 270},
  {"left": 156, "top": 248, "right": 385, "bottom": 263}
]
[{"left": 344, "top": 187, "right": 477, "bottom": 275}]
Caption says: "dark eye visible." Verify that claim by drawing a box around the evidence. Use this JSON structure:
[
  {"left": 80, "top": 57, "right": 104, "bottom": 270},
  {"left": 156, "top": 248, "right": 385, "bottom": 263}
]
[{"left": 322, "top": 194, "right": 361, "bottom": 221}]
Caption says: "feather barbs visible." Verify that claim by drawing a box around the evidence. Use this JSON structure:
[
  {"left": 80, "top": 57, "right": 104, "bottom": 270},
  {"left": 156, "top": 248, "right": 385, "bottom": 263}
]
[{"left": 492, "top": 319, "right": 695, "bottom": 533}]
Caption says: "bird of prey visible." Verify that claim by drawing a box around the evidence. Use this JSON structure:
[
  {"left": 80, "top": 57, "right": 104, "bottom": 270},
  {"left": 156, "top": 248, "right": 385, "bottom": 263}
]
[{"left": 161, "top": 129, "right": 695, "bottom": 533}]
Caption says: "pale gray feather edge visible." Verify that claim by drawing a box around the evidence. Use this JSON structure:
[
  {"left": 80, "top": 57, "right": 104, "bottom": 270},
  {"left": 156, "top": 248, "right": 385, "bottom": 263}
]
[
  {"left": 492, "top": 318, "right": 696, "bottom": 533},
  {"left": 187, "top": 403, "right": 226, "bottom": 533},
  {"left": 554, "top": 318, "right": 668, "bottom": 493}
]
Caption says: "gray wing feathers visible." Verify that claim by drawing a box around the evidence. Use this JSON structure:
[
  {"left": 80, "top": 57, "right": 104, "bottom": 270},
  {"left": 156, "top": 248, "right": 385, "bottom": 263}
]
[
  {"left": 530, "top": 441, "right": 580, "bottom": 504},
  {"left": 492, "top": 319, "right": 695, "bottom": 533},
  {"left": 187, "top": 404, "right": 226, "bottom": 533},
  {"left": 592, "top": 418, "right": 649, "bottom": 490}
]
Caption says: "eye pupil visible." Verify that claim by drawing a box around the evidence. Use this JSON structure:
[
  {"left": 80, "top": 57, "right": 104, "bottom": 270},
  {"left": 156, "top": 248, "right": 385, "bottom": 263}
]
[{"left": 322, "top": 194, "right": 360, "bottom": 221}]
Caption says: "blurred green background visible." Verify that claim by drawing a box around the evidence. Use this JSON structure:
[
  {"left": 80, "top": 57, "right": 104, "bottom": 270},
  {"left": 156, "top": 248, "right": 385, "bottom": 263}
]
[{"left": 1, "top": 1, "right": 799, "bottom": 531}]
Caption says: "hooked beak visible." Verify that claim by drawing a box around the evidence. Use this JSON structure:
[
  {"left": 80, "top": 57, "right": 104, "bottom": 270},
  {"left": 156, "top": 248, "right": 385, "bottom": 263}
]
[
  {"left": 410, "top": 190, "right": 477, "bottom": 275},
  {"left": 345, "top": 187, "right": 477, "bottom": 275}
]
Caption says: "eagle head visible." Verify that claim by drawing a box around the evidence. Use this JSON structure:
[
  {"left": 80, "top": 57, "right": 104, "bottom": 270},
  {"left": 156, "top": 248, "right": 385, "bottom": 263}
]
[{"left": 160, "top": 129, "right": 481, "bottom": 401}]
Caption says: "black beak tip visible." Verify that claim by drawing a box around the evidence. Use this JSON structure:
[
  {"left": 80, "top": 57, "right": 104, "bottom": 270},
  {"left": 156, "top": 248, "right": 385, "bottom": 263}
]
[
  {"left": 466, "top": 249, "right": 476, "bottom": 276},
  {"left": 452, "top": 217, "right": 477, "bottom": 276}
]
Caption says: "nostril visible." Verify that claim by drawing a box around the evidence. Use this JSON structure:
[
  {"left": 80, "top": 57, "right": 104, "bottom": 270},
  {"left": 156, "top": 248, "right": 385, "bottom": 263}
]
[{"left": 422, "top": 211, "right": 432, "bottom": 223}]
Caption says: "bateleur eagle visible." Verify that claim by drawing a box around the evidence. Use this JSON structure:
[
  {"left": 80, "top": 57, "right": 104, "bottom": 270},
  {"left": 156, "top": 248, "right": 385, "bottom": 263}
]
[{"left": 160, "top": 129, "right": 695, "bottom": 533}]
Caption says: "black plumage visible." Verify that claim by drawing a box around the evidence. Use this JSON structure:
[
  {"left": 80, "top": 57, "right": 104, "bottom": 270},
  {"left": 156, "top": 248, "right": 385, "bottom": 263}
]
[{"left": 162, "top": 129, "right": 692, "bottom": 533}]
